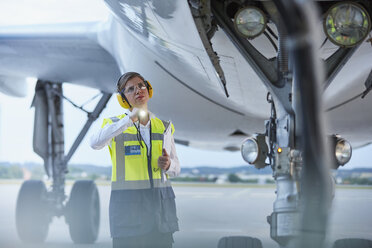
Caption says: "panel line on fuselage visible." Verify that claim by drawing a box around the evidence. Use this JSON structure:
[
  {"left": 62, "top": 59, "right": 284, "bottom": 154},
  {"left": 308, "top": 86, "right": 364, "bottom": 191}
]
[{"left": 155, "top": 61, "right": 245, "bottom": 116}]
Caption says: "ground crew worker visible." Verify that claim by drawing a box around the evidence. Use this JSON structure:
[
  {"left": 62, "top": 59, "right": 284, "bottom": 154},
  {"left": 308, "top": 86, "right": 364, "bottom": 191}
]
[{"left": 90, "top": 72, "right": 180, "bottom": 248}]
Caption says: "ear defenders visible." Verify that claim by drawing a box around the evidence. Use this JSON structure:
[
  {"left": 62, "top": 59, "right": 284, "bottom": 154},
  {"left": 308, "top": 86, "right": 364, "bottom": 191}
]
[{"left": 116, "top": 80, "right": 153, "bottom": 109}]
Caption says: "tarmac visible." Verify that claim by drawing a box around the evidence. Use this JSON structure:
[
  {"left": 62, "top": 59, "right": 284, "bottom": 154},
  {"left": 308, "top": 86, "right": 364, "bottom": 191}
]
[{"left": 0, "top": 181, "right": 371, "bottom": 248}]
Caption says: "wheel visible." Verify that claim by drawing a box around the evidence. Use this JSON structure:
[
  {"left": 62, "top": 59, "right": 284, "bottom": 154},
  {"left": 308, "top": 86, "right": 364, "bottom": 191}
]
[
  {"left": 65, "top": 180, "right": 100, "bottom": 243},
  {"left": 16, "top": 180, "right": 50, "bottom": 243},
  {"left": 218, "top": 236, "right": 263, "bottom": 248},
  {"left": 333, "top": 238, "right": 372, "bottom": 248}
]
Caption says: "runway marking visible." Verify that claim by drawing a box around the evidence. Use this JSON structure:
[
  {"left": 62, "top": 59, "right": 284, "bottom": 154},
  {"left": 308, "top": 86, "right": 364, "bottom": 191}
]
[
  {"left": 229, "top": 189, "right": 252, "bottom": 199},
  {"left": 225, "top": 189, "right": 276, "bottom": 199},
  {"left": 250, "top": 192, "right": 276, "bottom": 198},
  {"left": 176, "top": 191, "right": 225, "bottom": 198}
]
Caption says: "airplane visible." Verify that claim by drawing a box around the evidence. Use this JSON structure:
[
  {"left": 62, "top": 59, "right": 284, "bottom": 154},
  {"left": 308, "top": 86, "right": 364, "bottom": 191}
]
[{"left": 0, "top": 0, "right": 372, "bottom": 247}]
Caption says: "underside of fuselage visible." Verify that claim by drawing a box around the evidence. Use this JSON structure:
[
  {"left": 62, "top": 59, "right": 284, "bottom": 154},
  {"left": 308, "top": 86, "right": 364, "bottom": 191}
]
[{"left": 102, "top": 0, "right": 372, "bottom": 149}]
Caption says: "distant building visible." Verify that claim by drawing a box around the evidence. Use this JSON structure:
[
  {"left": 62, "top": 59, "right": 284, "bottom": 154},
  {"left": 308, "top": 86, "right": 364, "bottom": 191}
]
[
  {"left": 237, "top": 173, "right": 273, "bottom": 184},
  {"left": 216, "top": 174, "right": 228, "bottom": 184},
  {"left": 360, "top": 172, "right": 372, "bottom": 179}
]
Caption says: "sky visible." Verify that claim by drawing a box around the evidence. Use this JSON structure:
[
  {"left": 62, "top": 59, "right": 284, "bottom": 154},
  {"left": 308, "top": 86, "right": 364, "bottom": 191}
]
[{"left": 0, "top": 0, "right": 371, "bottom": 169}]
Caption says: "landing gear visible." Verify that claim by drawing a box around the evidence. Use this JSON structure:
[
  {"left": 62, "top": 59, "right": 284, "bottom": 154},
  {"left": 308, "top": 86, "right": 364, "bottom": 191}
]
[
  {"left": 15, "top": 180, "right": 51, "bottom": 243},
  {"left": 15, "top": 80, "right": 111, "bottom": 244},
  {"left": 65, "top": 180, "right": 100, "bottom": 243},
  {"left": 211, "top": 0, "right": 332, "bottom": 247}
]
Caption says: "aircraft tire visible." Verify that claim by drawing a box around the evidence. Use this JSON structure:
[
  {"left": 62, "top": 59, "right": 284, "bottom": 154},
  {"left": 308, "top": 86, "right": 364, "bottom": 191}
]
[
  {"left": 333, "top": 238, "right": 372, "bottom": 248},
  {"left": 217, "top": 236, "right": 263, "bottom": 248},
  {"left": 16, "top": 180, "right": 50, "bottom": 243},
  {"left": 66, "top": 180, "right": 100, "bottom": 244}
]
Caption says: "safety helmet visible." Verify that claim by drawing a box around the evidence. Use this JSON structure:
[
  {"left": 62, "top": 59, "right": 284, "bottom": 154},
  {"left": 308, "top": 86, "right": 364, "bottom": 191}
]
[{"left": 116, "top": 72, "right": 153, "bottom": 109}]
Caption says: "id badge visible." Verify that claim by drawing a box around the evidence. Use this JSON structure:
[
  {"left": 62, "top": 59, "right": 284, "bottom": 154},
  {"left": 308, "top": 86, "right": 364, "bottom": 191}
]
[{"left": 125, "top": 145, "right": 141, "bottom": 155}]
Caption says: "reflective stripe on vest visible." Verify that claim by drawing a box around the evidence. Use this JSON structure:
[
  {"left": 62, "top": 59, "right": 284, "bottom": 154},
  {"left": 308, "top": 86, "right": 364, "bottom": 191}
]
[
  {"left": 102, "top": 114, "right": 128, "bottom": 182},
  {"left": 108, "top": 116, "right": 172, "bottom": 190},
  {"left": 111, "top": 179, "right": 172, "bottom": 190},
  {"left": 110, "top": 116, "right": 120, "bottom": 123}
]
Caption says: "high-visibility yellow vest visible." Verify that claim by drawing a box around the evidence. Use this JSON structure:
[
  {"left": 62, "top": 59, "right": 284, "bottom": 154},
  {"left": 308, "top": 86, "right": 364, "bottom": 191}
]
[
  {"left": 102, "top": 114, "right": 175, "bottom": 190},
  {"left": 103, "top": 114, "right": 179, "bottom": 238}
]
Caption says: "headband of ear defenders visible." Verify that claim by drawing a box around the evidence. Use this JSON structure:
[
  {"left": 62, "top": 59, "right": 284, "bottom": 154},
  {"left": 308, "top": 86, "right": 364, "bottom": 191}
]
[{"left": 116, "top": 78, "right": 153, "bottom": 109}]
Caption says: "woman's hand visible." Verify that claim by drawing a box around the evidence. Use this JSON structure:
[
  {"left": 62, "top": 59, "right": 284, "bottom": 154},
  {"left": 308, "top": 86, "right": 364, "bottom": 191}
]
[
  {"left": 158, "top": 149, "right": 171, "bottom": 171},
  {"left": 129, "top": 107, "right": 139, "bottom": 122}
]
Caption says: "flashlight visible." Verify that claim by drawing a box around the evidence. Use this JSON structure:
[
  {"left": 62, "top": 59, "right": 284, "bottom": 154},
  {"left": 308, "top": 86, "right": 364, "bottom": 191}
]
[{"left": 138, "top": 110, "right": 147, "bottom": 119}]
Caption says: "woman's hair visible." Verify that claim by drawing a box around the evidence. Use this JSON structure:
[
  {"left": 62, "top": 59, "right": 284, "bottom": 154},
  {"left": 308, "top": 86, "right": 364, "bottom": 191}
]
[{"left": 116, "top": 72, "right": 145, "bottom": 92}]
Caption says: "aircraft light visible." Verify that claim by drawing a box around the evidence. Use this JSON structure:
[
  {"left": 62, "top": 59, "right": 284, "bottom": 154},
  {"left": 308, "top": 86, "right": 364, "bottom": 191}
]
[
  {"left": 324, "top": 2, "right": 371, "bottom": 47},
  {"left": 334, "top": 137, "right": 352, "bottom": 166},
  {"left": 234, "top": 6, "right": 267, "bottom": 39},
  {"left": 241, "top": 134, "right": 268, "bottom": 168},
  {"left": 241, "top": 137, "right": 259, "bottom": 164}
]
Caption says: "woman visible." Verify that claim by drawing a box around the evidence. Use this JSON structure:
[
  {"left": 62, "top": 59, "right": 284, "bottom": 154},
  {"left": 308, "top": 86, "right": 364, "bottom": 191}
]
[{"left": 90, "top": 72, "right": 180, "bottom": 248}]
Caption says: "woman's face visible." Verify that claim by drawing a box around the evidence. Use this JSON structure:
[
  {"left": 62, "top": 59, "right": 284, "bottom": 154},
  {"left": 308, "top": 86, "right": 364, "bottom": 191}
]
[{"left": 122, "top": 76, "right": 150, "bottom": 109}]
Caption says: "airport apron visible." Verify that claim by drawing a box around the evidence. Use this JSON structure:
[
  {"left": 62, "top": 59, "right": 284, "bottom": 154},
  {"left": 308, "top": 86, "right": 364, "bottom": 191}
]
[{"left": 102, "top": 114, "right": 179, "bottom": 238}]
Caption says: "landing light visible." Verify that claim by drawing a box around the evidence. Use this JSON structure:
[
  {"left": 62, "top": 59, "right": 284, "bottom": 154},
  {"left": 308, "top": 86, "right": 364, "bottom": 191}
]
[
  {"left": 234, "top": 6, "right": 267, "bottom": 39},
  {"left": 241, "top": 134, "right": 268, "bottom": 168},
  {"left": 324, "top": 2, "right": 371, "bottom": 47},
  {"left": 334, "top": 137, "right": 352, "bottom": 166},
  {"left": 241, "top": 138, "right": 259, "bottom": 164}
]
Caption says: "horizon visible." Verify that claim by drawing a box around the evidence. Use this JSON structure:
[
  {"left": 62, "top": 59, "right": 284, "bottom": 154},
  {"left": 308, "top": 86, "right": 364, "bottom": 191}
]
[{"left": 1, "top": 159, "right": 372, "bottom": 171}]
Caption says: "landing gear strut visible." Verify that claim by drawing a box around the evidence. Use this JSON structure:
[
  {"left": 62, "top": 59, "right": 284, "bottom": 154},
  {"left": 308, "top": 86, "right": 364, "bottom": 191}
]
[
  {"left": 15, "top": 80, "right": 111, "bottom": 243},
  {"left": 211, "top": 0, "right": 331, "bottom": 247}
]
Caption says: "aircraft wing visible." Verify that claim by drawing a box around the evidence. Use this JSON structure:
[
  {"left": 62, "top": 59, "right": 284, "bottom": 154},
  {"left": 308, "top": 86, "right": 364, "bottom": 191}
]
[{"left": 0, "top": 22, "right": 121, "bottom": 92}]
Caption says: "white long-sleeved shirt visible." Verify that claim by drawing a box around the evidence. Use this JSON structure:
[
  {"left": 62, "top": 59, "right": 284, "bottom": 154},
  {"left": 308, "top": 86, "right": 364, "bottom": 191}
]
[{"left": 90, "top": 112, "right": 180, "bottom": 177}]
